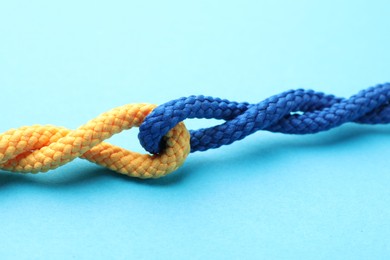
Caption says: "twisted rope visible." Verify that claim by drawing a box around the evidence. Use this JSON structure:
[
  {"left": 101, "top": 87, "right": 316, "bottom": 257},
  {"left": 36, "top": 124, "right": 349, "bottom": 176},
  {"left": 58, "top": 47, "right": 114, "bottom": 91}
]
[
  {"left": 0, "top": 104, "right": 190, "bottom": 178},
  {"left": 1, "top": 83, "right": 389, "bottom": 178},
  {"left": 138, "top": 83, "right": 390, "bottom": 153}
]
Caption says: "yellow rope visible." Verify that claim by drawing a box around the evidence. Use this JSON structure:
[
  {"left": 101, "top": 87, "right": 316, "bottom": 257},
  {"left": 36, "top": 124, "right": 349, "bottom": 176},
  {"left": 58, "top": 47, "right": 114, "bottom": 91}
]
[{"left": 0, "top": 104, "right": 191, "bottom": 179}]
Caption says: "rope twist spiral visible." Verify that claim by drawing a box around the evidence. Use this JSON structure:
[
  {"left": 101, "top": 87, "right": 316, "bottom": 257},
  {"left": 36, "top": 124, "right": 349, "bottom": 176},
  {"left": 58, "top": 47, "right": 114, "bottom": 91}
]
[
  {"left": 139, "top": 83, "right": 390, "bottom": 153},
  {"left": 1, "top": 83, "right": 389, "bottom": 178},
  {"left": 0, "top": 104, "right": 190, "bottom": 178}
]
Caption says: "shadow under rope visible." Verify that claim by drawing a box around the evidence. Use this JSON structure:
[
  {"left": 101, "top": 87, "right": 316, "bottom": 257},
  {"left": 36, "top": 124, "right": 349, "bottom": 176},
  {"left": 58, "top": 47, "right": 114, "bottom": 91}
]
[{"left": 0, "top": 123, "right": 389, "bottom": 188}]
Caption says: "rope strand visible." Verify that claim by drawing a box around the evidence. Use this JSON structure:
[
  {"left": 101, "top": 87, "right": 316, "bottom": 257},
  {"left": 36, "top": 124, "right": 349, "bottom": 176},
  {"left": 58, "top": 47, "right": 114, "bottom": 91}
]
[
  {"left": 138, "top": 83, "right": 390, "bottom": 153},
  {"left": 1, "top": 83, "right": 389, "bottom": 178},
  {"left": 0, "top": 104, "right": 190, "bottom": 178}
]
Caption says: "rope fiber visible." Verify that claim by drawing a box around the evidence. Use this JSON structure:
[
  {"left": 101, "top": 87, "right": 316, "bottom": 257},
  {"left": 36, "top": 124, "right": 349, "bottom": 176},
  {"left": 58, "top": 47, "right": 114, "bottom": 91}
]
[
  {"left": 0, "top": 104, "right": 190, "bottom": 178},
  {"left": 139, "top": 83, "right": 390, "bottom": 153},
  {"left": 1, "top": 83, "right": 389, "bottom": 178}
]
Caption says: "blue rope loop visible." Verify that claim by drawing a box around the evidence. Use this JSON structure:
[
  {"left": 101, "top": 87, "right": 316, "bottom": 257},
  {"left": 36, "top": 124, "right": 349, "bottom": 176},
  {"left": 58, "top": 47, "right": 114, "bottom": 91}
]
[{"left": 138, "top": 83, "right": 390, "bottom": 154}]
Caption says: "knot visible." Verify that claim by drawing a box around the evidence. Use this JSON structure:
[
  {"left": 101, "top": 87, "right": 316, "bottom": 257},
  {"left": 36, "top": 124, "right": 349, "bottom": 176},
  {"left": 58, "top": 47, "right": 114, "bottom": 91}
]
[
  {"left": 0, "top": 104, "right": 191, "bottom": 178},
  {"left": 138, "top": 83, "right": 390, "bottom": 153}
]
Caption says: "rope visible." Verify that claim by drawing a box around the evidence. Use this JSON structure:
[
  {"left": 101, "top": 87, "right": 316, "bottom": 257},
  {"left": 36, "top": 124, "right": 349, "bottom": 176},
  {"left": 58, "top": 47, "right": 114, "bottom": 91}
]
[
  {"left": 139, "top": 83, "right": 390, "bottom": 153},
  {"left": 0, "top": 83, "right": 389, "bottom": 178},
  {"left": 0, "top": 104, "right": 190, "bottom": 179}
]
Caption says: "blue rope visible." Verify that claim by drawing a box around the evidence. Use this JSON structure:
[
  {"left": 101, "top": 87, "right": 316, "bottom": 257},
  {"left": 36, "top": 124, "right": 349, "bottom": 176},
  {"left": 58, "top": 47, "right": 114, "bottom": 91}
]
[{"left": 138, "top": 83, "right": 390, "bottom": 154}]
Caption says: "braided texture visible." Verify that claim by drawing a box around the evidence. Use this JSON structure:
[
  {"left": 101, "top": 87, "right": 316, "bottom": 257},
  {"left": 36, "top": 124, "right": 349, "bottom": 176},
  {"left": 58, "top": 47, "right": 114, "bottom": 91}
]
[
  {"left": 139, "top": 83, "right": 390, "bottom": 153},
  {"left": 0, "top": 104, "right": 190, "bottom": 179},
  {"left": 1, "top": 83, "right": 389, "bottom": 178}
]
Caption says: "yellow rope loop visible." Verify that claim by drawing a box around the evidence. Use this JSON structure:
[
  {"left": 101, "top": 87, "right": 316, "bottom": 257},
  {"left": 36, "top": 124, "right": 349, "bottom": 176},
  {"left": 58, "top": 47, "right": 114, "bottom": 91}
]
[{"left": 0, "top": 104, "right": 191, "bottom": 178}]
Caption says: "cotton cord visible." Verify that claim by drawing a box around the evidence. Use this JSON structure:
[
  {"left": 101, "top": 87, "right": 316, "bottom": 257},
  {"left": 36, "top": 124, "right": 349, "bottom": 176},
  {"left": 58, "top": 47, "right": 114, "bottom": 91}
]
[
  {"left": 139, "top": 83, "right": 390, "bottom": 154},
  {"left": 1, "top": 83, "right": 389, "bottom": 178},
  {"left": 0, "top": 104, "right": 190, "bottom": 178}
]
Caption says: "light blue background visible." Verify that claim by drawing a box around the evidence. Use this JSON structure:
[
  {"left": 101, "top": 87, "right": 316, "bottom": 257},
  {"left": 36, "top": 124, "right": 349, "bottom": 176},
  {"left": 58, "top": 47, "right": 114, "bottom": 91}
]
[{"left": 0, "top": 0, "right": 390, "bottom": 259}]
